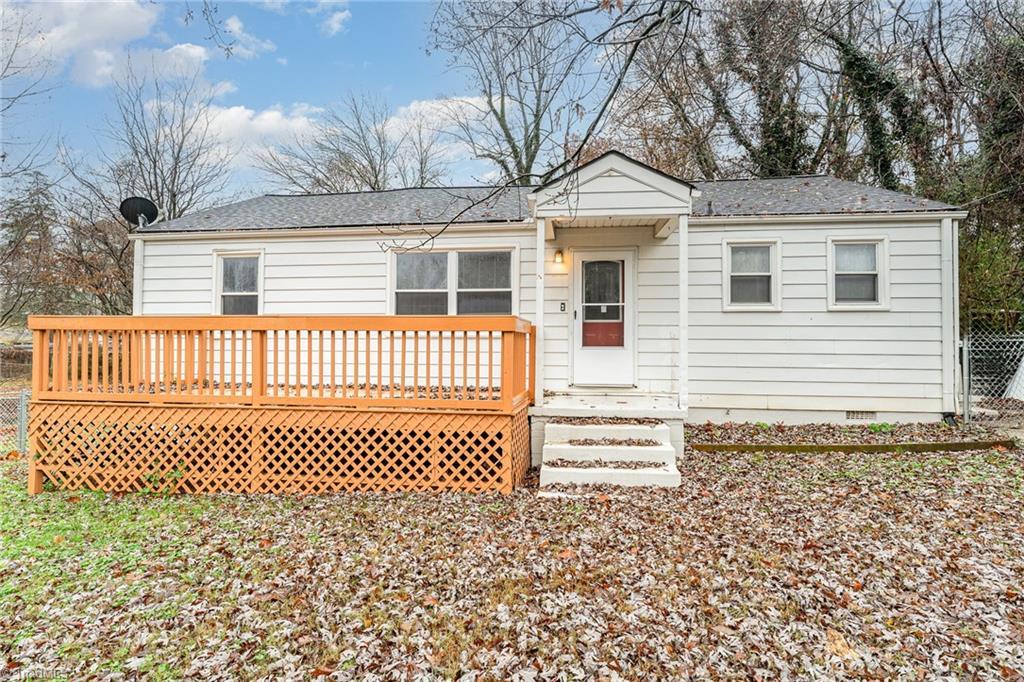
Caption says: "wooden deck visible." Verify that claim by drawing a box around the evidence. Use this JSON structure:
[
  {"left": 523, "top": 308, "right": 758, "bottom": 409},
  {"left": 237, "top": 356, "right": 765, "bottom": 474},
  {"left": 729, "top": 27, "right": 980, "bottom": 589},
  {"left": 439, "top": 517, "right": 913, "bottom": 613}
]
[{"left": 27, "top": 315, "right": 535, "bottom": 495}]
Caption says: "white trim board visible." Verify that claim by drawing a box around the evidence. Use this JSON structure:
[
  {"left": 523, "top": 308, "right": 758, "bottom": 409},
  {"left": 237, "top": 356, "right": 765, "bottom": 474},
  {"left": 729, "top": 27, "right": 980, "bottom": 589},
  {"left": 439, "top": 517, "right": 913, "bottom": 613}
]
[
  {"left": 211, "top": 249, "right": 265, "bottom": 315},
  {"left": 129, "top": 211, "right": 968, "bottom": 243}
]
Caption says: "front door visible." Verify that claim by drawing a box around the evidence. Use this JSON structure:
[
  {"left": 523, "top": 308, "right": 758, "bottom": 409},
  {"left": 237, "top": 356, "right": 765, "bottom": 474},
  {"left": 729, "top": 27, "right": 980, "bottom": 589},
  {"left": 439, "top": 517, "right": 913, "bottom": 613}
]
[{"left": 572, "top": 249, "right": 635, "bottom": 387}]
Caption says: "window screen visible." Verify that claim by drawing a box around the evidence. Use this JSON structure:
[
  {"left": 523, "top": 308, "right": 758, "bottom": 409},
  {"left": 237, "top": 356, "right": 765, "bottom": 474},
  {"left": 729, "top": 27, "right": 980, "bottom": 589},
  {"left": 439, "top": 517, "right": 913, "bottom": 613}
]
[
  {"left": 395, "top": 252, "right": 448, "bottom": 315},
  {"left": 220, "top": 256, "right": 259, "bottom": 315},
  {"left": 834, "top": 242, "right": 879, "bottom": 303},
  {"left": 729, "top": 244, "right": 772, "bottom": 305},
  {"left": 395, "top": 250, "right": 513, "bottom": 315},
  {"left": 582, "top": 260, "right": 623, "bottom": 321},
  {"left": 457, "top": 251, "right": 512, "bottom": 314}
]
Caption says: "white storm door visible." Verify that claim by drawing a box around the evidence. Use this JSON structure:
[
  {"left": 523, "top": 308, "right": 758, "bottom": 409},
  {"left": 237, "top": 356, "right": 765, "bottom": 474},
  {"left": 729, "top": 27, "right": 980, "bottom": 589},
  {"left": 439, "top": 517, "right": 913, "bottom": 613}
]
[{"left": 571, "top": 249, "right": 636, "bottom": 387}]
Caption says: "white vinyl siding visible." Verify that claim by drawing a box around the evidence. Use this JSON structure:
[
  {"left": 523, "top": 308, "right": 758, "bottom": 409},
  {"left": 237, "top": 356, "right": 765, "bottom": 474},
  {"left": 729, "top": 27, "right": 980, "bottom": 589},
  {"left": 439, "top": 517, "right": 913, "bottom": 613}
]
[
  {"left": 688, "top": 220, "right": 946, "bottom": 415},
  {"left": 140, "top": 230, "right": 536, "bottom": 317},
  {"left": 137, "top": 213, "right": 954, "bottom": 419},
  {"left": 540, "top": 225, "right": 681, "bottom": 394}
]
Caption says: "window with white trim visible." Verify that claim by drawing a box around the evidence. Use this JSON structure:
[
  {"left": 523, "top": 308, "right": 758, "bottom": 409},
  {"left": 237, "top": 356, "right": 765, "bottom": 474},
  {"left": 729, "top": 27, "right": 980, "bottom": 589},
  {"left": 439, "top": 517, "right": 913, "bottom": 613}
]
[
  {"left": 395, "top": 251, "right": 448, "bottom": 314},
  {"left": 457, "top": 251, "right": 512, "bottom": 314},
  {"left": 394, "top": 250, "right": 513, "bottom": 315},
  {"left": 723, "top": 239, "right": 781, "bottom": 310},
  {"left": 217, "top": 254, "right": 260, "bottom": 314},
  {"left": 828, "top": 238, "right": 888, "bottom": 309}
]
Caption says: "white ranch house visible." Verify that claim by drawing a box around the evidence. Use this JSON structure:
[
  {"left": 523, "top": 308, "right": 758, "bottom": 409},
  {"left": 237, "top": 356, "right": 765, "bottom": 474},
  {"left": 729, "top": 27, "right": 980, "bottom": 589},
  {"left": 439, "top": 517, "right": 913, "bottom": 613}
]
[{"left": 127, "top": 151, "right": 967, "bottom": 485}]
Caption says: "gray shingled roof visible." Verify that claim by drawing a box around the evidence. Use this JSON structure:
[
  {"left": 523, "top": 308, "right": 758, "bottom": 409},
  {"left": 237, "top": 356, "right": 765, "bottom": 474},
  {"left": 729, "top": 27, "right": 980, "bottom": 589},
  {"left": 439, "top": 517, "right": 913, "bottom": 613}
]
[
  {"left": 694, "top": 175, "right": 955, "bottom": 217},
  {"left": 141, "top": 175, "right": 957, "bottom": 234}
]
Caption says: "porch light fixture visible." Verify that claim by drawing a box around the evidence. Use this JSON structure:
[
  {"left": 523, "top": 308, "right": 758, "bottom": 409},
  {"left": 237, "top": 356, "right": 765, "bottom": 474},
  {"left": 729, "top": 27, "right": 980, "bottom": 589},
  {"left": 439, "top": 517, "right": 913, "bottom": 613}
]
[{"left": 554, "top": 249, "right": 564, "bottom": 264}]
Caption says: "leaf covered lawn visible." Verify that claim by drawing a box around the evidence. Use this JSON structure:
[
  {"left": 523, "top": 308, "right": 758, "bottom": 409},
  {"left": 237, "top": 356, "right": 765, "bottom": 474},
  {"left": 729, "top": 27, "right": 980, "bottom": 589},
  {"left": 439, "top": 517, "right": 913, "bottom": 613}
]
[{"left": 2, "top": 447, "right": 1023, "bottom": 680}]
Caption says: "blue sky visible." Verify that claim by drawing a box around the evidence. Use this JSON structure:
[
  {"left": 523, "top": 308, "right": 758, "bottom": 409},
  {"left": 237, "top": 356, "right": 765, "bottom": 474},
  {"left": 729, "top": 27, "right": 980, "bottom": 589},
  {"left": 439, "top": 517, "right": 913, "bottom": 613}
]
[{"left": 5, "top": 1, "right": 490, "bottom": 195}]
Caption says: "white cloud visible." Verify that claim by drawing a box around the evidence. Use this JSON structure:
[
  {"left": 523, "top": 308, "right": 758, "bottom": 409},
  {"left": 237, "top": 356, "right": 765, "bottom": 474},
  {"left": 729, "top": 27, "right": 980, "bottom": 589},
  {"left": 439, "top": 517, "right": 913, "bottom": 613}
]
[
  {"left": 10, "top": 0, "right": 161, "bottom": 86},
  {"left": 207, "top": 102, "right": 322, "bottom": 166},
  {"left": 210, "top": 80, "right": 238, "bottom": 98},
  {"left": 304, "top": 1, "right": 351, "bottom": 37},
  {"left": 277, "top": 57, "right": 289, "bottom": 66},
  {"left": 391, "top": 97, "right": 484, "bottom": 130},
  {"left": 69, "top": 42, "right": 209, "bottom": 88},
  {"left": 321, "top": 10, "right": 352, "bottom": 36},
  {"left": 223, "top": 15, "right": 276, "bottom": 59},
  {"left": 149, "top": 43, "right": 210, "bottom": 76},
  {"left": 386, "top": 96, "right": 497, "bottom": 184}
]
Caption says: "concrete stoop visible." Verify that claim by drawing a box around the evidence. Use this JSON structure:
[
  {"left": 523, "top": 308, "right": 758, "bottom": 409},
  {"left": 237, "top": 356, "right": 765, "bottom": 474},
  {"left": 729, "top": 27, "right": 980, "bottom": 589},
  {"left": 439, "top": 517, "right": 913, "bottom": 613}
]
[{"left": 539, "top": 421, "right": 681, "bottom": 488}]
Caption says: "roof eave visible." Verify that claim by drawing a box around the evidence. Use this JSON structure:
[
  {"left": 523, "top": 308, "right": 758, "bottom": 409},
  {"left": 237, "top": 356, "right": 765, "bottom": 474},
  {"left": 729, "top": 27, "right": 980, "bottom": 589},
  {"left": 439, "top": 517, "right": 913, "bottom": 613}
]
[
  {"left": 130, "top": 218, "right": 535, "bottom": 240},
  {"left": 689, "top": 209, "right": 968, "bottom": 224}
]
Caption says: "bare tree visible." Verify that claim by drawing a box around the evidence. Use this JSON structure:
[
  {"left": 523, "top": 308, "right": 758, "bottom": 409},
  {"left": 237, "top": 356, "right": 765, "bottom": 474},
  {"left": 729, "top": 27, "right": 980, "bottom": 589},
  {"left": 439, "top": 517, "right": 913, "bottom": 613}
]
[
  {"left": 67, "top": 62, "right": 233, "bottom": 220},
  {"left": 396, "top": 116, "right": 450, "bottom": 189},
  {"left": 600, "top": 0, "right": 880, "bottom": 181},
  {"left": 430, "top": 1, "right": 700, "bottom": 188},
  {"left": 1, "top": 5, "right": 55, "bottom": 196},
  {"left": 58, "top": 61, "right": 233, "bottom": 314},
  {"left": 431, "top": 2, "right": 593, "bottom": 185},
  {"left": 258, "top": 93, "right": 449, "bottom": 193},
  {"left": 0, "top": 173, "right": 66, "bottom": 327}
]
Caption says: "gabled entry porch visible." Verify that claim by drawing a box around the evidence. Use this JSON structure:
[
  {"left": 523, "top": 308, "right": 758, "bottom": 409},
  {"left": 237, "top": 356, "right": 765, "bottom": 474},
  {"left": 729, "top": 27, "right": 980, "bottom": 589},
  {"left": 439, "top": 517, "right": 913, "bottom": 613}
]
[{"left": 525, "top": 152, "right": 700, "bottom": 483}]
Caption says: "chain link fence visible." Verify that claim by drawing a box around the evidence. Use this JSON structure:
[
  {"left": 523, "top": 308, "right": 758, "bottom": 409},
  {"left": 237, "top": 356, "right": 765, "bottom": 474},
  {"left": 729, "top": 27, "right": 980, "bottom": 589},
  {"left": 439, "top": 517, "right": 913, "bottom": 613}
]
[
  {"left": 964, "top": 312, "right": 1024, "bottom": 428},
  {"left": 0, "top": 390, "right": 30, "bottom": 454},
  {"left": 0, "top": 344, "right": 32, "bottom": 383}
]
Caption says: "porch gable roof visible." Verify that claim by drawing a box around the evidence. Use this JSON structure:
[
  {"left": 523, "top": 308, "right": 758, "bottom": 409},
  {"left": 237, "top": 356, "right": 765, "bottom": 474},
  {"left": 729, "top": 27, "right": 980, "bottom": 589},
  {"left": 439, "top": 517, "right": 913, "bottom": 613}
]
[{"left": 529, "top": 150, "right": 699, "bottom": 220}]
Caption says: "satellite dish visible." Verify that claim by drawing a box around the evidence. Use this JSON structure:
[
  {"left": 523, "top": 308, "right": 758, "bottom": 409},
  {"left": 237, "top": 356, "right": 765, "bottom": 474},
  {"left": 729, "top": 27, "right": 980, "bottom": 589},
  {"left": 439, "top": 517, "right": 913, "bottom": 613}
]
[{"left": 119, "top": 196, "right": 160, "bottom": 228}]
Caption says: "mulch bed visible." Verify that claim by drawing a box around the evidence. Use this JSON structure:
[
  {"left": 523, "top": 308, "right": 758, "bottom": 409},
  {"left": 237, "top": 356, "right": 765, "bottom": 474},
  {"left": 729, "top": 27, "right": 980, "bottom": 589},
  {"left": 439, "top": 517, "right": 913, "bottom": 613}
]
[
  {"left": 544, "top": 458, "right": 667, "bottom": 470},
  {"left": 685, "top": 420, "right": 1005, "bottom": 446},
  {"left": 549, "top": 416, "right": 663, "bottom": 426},
  {"left": 567, "top": 437, "right": 662, "bottom": 447}
]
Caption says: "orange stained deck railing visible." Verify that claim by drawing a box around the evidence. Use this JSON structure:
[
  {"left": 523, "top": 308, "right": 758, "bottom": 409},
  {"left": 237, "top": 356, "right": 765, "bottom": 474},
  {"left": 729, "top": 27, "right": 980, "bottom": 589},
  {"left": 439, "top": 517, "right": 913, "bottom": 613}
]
[{"left": 28, "top": 315, "right": 537, "bottom": 413}]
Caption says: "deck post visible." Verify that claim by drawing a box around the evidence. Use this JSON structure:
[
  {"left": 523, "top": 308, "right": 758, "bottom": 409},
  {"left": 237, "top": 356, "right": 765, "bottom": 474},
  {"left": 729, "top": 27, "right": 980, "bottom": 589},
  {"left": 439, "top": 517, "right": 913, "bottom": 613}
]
[
  {"left": 528, "top": 325, "right": 536, "bottom": 405},
  {"left": 533, "top": 218, "right": 546, "bottom": 406},
  {"left": 251, "top": 329, "right": 267, "bottom": 404},
  {"left": 677, "top": 213, "right": 689, "bottom": 411},
  {"left": 501, "top": 330, "right": 516, "bottom": 412},
  {"left": 27, "top": 330, "right": 44, "bottom": 495}
]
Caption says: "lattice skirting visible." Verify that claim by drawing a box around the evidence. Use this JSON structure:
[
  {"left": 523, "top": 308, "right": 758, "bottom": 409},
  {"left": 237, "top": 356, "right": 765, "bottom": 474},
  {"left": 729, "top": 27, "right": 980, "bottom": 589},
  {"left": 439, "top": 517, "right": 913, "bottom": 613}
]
[{"left": 29, "top": 402, "right": 531, "bottom": 495}]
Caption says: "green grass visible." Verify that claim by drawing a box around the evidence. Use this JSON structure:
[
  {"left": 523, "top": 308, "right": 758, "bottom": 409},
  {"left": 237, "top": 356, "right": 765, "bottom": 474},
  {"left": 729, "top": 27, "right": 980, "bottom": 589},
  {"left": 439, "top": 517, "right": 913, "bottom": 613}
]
[
  {"left": 0, "top": 463, "right": 218, "bottom": 657},
  {"left": 804, "top": 449, "right": 1024, "bottom": 492}
]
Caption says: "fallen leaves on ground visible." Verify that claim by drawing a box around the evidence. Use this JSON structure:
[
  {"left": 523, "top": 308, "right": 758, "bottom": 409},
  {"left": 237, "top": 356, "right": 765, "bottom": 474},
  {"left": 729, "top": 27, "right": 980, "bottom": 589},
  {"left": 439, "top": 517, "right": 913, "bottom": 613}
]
[
  {"left": 685, "top": 419, "right": 1005, "bottom": 446},
  {"left": 1, "top": 447, "right": 1023, "bottom": 679}
]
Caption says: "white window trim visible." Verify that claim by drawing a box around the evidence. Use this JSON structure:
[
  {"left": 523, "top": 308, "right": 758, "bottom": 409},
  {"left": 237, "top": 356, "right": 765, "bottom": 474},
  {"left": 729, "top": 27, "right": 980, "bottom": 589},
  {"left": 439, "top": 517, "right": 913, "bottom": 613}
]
[
  {"left": 721, "top": 237, "right": 783, "bottom": 312},
  {"left": 388, "top": 245, "right": 520, "bottom": 315},
  {"left": 212, "top": 249, "right": 264, "bottom": 314},
  {"left": 826, "top": 236, "right": 890, "bottom": 311}
]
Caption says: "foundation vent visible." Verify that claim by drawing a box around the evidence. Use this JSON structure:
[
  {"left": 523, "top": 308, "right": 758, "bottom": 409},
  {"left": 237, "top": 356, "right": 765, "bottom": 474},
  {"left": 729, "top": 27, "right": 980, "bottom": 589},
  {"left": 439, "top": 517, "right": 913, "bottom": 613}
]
[{"left": 845, "top": 410, "right": 877, "bottom": 421}]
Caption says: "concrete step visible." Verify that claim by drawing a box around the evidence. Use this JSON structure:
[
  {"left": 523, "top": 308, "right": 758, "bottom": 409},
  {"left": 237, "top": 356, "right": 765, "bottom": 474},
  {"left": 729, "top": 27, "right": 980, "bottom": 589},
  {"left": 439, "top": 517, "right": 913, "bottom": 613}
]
[
  {"left": 542, "top": 442, "right": 676, "bottom": 464},
  {"left": 544, "top": 422, "right": 670, "bottom": 443},
  {"left": 539, "top": 463, "right": 681, "bottom": 488}
]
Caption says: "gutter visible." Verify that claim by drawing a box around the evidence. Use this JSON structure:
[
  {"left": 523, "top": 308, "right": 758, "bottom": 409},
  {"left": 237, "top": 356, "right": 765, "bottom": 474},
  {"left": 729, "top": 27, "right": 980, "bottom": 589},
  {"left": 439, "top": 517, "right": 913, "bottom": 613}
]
[
  {"left": 129, "top": 220, "right": 535, "bottom": 242},
  {"left": 130, "top": 210, "right": 971, "bottom": 241}
]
